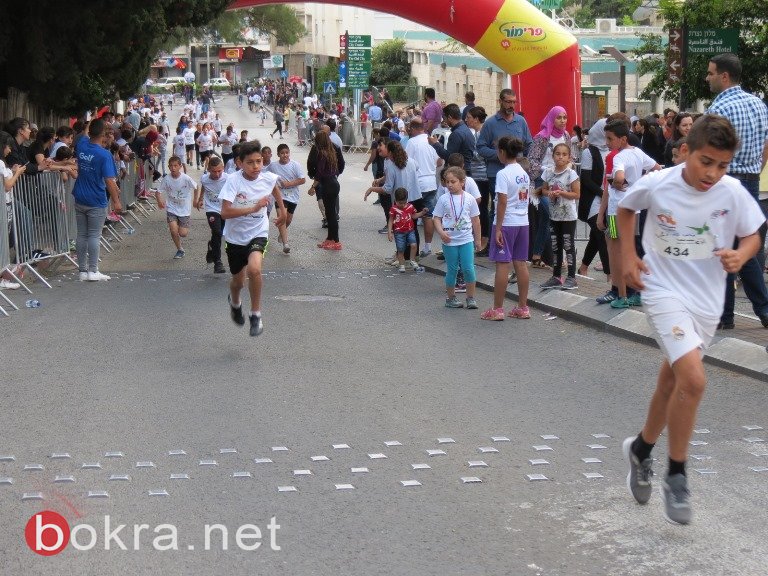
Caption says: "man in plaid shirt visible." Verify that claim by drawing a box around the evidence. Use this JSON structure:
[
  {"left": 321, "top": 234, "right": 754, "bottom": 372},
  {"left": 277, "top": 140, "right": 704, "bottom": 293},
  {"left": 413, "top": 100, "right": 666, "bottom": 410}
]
[{"left": 706, "top": 52, "right": 768, "bottom": 329}]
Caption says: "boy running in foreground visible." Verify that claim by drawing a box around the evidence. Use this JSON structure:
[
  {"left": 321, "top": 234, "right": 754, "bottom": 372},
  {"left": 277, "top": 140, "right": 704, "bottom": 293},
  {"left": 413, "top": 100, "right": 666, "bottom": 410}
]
[
  {"left": 618, "top": 115, "right": 765, "bottom": 524},
  {"left": 219, "top": 141, "right": 286, "bottom": 336}
]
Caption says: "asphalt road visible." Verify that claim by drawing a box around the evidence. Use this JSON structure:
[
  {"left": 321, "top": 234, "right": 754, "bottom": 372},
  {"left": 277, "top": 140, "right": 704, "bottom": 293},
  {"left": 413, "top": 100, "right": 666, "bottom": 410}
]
[{"left": 1, "top": 94, "right": 766, "bottom": 575}]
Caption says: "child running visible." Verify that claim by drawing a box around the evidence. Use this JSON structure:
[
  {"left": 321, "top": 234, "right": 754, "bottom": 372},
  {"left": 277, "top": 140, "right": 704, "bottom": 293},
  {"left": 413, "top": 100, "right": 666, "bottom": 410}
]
[
  {"left": 265, "top": 143, "right": 305, "bottom": 254},
  {"left": 155, "top": 156, "right": 197, "bottom": 259},
  {"left": 481, "top": 136, "right": 532, "bottom": 321},
  {"left": 219, "top": 140, "right": 286, "bottom": 336},
  {"left": 539, "top": 143, "right": 581, "bottom": 290},
  {"left": 194, "top": 155, "right": 228, "bottom": 273},
  {"left": 432, "top": 167, "right": 481, "bottom": 308},
  {"left": 388, "top": 187, "right": 427, "bottom": 273},
  {"left": 618, "top": 115, "right": 765, "bottom": 525}
]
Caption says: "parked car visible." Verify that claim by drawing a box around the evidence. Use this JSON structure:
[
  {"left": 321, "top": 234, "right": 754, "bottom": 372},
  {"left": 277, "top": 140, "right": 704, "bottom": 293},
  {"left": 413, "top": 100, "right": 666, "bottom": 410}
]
[
  {"left": 204, "top": 77, "right": 231, "bottom": 88},
  {"left": 154, "top": 76, "right": 185, "bottom": 86}
]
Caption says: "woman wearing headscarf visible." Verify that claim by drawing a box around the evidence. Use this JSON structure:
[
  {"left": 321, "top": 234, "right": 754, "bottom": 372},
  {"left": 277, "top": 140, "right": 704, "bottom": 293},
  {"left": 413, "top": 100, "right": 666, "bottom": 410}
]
[
  {"left": 527, "top": 105, "right": 570, "bottom": 267},
  {"left": 577, "top": 118, "right": 610, "bottom": 281}
]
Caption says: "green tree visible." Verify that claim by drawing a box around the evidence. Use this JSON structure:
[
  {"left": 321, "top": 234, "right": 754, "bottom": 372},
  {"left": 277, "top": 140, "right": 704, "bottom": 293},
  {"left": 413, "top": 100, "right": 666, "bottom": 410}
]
[
  {"left": 637, "top": 0, "right": 768, "bottom": 108},
  {"left": 244, "top": 6, "right": 305, "bottom": 46},
  {"left": 0, "top": 0, "right": 230, "bottom": 115},
  {"left": 370, "top": 39, "right": 412, "bottom": 87},
  {"left": 561, "top": 0, "right": 643, "bottom": 28}
]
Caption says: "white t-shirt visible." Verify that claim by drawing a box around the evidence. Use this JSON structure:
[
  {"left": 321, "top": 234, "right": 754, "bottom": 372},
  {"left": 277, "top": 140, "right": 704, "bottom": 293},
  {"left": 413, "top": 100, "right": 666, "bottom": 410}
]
[
  {"left": 173, "top": 134, "right": 185, "bottom": 158},
  {"left": 212, "top": 119, "right": 222, "bottom": 132},
  {"left": 266, "top": 160, "right": 304, "bottom": 205},
  {"left": 541, "top": 134, "right": 568, "bottom": 172},
  {"left": 219, "top": 132, "right": 237, "bottom": 154},
  {"left": 1, "top": 160, "right": 12, "bottom": 206},
  {"left": 201, "top": 172, "right": 228, "bottom": 214},
  {"left": 436, "top": 176, "right": 481, "bottom": 200},
  {"left": 543, "top": 166, "right": 579, "bottom": 221},
  {"left": 405, "top": 134, "right": 439, "bottom": 194},
  {"left": 494, "top": 163, "right": 531, "bottom": 227},
  {"left": 159, "top": 173, "right": 197, "bottom": 217},
  {"left": 182, "top": 127, "right": 196, "bottom": 146},
  {"left": 608, "top": 147, "right": 657, "bottom": 215},
  {"left": 432, "top": 191, "right": 480, "bottom": 246},
  {"left": 620, "top": 164, "right": 766, "bottom": 318},
  {"left": 218, "top": 170, "right": 279, "bottom": 245},
  {"left": 225, "top": 160, "right": 237, "bottom": 174},
  {"left": 196, "top": 132, "right": 214, "bottom": 152}
]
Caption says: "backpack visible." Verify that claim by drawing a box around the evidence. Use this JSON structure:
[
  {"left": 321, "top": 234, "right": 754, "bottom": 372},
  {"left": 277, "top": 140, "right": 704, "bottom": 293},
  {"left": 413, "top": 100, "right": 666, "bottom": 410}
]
[{"left": 577, "top": 144, "right": 604, "bottom": 222}]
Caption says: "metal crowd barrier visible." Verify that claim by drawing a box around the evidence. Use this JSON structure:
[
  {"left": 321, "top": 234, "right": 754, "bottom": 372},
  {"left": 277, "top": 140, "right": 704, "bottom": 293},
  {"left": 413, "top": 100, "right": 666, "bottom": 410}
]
[
  {"left": 9, "top": 172, "right": 77, "bottom": 288},
  {"left": 0, "top": 198, "right": 22, "bottom": 314}
]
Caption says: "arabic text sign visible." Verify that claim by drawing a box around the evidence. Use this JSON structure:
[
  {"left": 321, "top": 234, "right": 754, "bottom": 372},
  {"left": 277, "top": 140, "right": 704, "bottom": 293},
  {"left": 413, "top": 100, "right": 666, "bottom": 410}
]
[{"left": 687, "top": 28, "right": 739, "bottom": 55}]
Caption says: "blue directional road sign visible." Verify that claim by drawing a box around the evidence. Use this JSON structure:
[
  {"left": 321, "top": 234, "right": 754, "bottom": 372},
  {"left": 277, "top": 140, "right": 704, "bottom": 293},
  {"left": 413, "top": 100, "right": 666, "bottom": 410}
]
[{"left": 324, "top": 81, "right": 337, "bottom": 95}]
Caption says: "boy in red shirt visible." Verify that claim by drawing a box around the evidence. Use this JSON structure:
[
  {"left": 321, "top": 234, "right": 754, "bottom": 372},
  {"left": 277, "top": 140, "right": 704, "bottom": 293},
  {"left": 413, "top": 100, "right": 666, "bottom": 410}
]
[{"left": 388, "top": 187, "right": 427, "bottom": 273}]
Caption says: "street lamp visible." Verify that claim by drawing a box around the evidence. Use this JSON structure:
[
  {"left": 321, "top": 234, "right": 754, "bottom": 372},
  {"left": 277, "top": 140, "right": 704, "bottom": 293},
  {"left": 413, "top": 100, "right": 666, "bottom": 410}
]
[{"left": 604, "top": 45, "right": 630, "bottom": 113}]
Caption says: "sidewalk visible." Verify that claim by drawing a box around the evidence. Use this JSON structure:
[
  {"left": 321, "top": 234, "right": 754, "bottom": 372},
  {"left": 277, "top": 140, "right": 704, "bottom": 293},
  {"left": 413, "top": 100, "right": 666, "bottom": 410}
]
[{"left": 421, "top": 254, "right": 768, "bottom": 382}]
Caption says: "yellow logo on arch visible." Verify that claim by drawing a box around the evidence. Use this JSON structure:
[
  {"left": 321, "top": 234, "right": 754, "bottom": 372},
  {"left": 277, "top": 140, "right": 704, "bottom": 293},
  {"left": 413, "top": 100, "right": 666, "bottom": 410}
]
[{"left": 474, "top": 1, "right": 576, "bottom": 74}]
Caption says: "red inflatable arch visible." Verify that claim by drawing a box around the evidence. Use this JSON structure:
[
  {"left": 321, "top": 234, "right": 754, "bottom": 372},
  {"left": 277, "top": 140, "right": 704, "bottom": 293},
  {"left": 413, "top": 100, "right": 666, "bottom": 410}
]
[{"left": 229, "top": 0, "right": 581, "bottom": 128}]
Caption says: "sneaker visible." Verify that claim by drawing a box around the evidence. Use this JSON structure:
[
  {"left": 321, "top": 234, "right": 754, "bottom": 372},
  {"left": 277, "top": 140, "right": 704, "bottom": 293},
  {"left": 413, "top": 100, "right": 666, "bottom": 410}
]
[
  {"left": 660, "top": 473, "right": 692, "bottom": 525},
  {"left": 106, "top": 211, "right": 121, "bottom": 223},
  {"left": 540, "top": 276, "right": 563, "bottom": 289},
  {"left": 377, "top": 226, "right": 388, "bottom": 234},
  {"left": 454, "top": 282, "right": 467, "bottom": 293},
  {"left": 561, "top": 277, "right": 578, "bottom": 290},
  {"left": 0, "top": 279, "right": 20, "bottom": 290},
  {"left": 436, "top": 252, "right": 445, "bottom": 261},
  {"left": 282, "top": 243, "right": 291, "bottom": 254},
  {"left": 328, "top": 242, "right": 342, "bottom": 250},
  {"left": 213, "top": 262, "right": 226, "bottom": 274},
  {"left": 508, "top": 272, "right": 518, "bottom": 284},
  {"left": 465, "top": 297, "right": 478, "bottom": 309},
  {"left": 622, "top": 436, "right": 654, "bottom": 505},
  {"left": 596, "top": 290, "right": 618, "bottom": 304},
  {"left": 249, "top": 314, "right": 264, "bottom": 337},
  {"left": 445, "top": 296, "right": 464, "bottom": 308},
  {"left": 399, "top": 264, "right": 406, "bottom": 273},
  {"left": 508, "top": 306, "right": 531, "bottom": 319},
  {"left": 627, "top": 293, "right": 642, "bottom": 306},
  {"left": 317, "top": 240, "right": 334, "bottom": 249},
  {"left": 419, "top": 248, "right": 431, "bottom": 258},
  {"left": 78, "top": 272, "right": 88, "bottom": 282},
  {"left": 228, "top": 295, "right": 245, "bottom": 326},
  {"left": 480, "top": 307, "right": 505, "bottom": 321},
  {"left": 87, "top": 271, "right": 111, "bottom": 281},
  {"left": 410, "top": 261, "right": 424, "bottom": 273},
  {"left": 174, "top": 249, "right": 185, "bottom": 259},
  {"left": 31, "top": 250, "right": 50, "bottom": 260},
  {"left": 610, "top": 297, "right": 630, "bottom": 309}
]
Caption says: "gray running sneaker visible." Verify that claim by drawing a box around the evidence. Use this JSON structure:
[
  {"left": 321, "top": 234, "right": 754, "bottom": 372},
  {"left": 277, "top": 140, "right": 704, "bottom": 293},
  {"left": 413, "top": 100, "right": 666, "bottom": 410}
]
[
  {"left": 465, "top": 297, "right": 478, "bottom": 309},
  {"left": 622, "top": 436, "right": 654, "bottom": 504},
  {"left": 445, "top": 296, "right": 464, "bottom": 308},
  {"left": 249, "top": 314, "right": 264, "bottom": 337},
  {"left": 540, "top": 276, "right": 563, "bottom": 289},
  {"left": 561, "top": 277, "right": 578, "bottom": 290},
  {"left": 661, "top": 473, "right": 692, "bottom": 525}
]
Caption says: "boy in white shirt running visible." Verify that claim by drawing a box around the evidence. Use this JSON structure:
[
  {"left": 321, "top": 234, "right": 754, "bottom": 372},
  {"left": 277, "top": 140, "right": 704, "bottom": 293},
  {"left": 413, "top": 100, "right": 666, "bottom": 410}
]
[
  {"left": 618, "top": 115, "right": 765, "bottom": 525},
  {"left": 219, "top": 141, "right": 286, "bottom": 336},
  {"left": 265, "top": 143, "right": 306, "bottom": 253},
  {"left": 155, "top": 156, "right": 197, "bottom": 259},
  {"left": 194, "top": 156, "right": 228, "bottom": 273}
]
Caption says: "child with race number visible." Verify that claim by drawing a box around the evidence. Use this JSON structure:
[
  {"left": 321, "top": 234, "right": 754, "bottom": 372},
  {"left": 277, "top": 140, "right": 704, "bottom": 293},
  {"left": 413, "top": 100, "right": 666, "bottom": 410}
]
[
  {"left": 618, "top": 115, "right": 764, "bottom": 525},
  {"left": 432, "top": 167, "right": 481, "bottom": 309},
  {"left": 480, "top": 136, "right": 532, "bottom": 321},
  {"left": 539, "top": 143, "right": 581, "bottom": 290},
  {"left": 219, "top": 141, "right": 286, "bottom": 337},
  {"left": 155, "top": 156, "right": 197, "bottom": 259}
]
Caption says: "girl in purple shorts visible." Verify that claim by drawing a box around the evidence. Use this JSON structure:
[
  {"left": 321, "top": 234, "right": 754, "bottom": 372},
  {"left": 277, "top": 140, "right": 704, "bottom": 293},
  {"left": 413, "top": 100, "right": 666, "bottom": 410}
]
[{"left": 481, "top": 136, "right": 532, "bottom": 321}]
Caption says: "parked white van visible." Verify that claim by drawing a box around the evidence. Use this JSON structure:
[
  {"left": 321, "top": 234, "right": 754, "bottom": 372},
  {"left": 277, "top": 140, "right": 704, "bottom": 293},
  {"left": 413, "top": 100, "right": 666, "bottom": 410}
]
[
  {"left": 155, "top": 76, "right": 185, "bottom": 86},
  {"left": 204, "top": 77, "right": 231, "bottom": 88}
]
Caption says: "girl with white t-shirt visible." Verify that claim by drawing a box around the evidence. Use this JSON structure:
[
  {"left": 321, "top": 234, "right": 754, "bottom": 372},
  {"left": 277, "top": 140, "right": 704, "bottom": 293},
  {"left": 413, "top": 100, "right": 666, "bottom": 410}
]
[
  {"left": 481, "top": 136, "right": 532, "bottom": 321},
  {"left": 432, "top": 167, "right": 481, "bottom": 309},
  {"left": 540, "top": 143, "right": 580, "bottom": 290}
]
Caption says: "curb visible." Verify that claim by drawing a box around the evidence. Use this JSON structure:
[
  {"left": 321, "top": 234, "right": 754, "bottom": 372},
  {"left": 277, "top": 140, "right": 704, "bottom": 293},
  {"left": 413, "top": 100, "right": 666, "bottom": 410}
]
[{"left": 422, "top": 259, "right": 768, "bottom": 383}]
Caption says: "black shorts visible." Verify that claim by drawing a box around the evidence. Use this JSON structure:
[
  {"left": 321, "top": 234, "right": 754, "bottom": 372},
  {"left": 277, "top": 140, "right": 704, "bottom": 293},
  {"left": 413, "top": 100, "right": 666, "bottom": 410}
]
[
  {"left": 225, "top": 237, "right": 269, "bottom": 275},
  {"left": 185, "top": 144, "right": 194, "bottom": 151},
  {"left": 200, "top": 150, "right": 213, "bottom": 160},
  {"left": 283, "top": 200, "right": 297, "bottom": 214}
]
